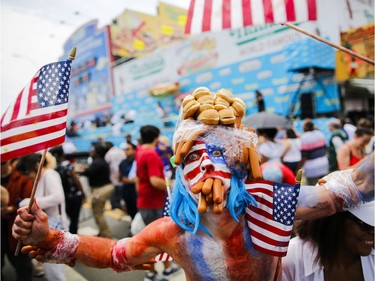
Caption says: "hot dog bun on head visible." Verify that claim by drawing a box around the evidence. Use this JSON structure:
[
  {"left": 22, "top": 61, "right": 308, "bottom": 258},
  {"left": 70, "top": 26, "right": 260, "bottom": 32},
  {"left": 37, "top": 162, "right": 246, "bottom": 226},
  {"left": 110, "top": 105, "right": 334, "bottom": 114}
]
[{"left": 180, "top": 88, "right": 246, "bottom": 126}]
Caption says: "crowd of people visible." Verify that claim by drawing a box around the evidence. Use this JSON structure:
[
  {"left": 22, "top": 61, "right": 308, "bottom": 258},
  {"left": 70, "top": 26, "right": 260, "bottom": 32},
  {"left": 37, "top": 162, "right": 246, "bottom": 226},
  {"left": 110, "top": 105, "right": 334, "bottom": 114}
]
[
  {"left": 257, "top": 117, "right": 374, "bottom": 185},
  {"left": 2, "top": 111, "right": 374, "bottom": 281}
]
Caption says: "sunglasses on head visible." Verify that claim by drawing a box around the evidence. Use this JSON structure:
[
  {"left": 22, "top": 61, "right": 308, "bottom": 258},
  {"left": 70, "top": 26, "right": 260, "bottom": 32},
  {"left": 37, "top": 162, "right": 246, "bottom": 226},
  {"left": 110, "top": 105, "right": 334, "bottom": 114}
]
[{"left": 346, "top": 211, "right": 374, "bottom": 232}]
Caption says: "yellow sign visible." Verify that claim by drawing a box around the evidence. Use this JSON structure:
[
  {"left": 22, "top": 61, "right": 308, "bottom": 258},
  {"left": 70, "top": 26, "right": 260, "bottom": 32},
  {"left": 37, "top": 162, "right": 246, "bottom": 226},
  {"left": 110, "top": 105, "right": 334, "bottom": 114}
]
[
  {"left": 161, "top": 25, "right": 174, "bottom": 35},
  {"left": 110, "top": 2, "right": 187, "bottom": 62},
  {"left": 110, "top": 9, "right": 160, "bottom": 60},
  {"left": 133, "top": 39, "right": 145, "bottom": 50},
  {"left": 336, "top": 23, "right": 374, "bottom": 81},
  {"left": 158, "top": 2, "right": 187, "bottom": 24}
]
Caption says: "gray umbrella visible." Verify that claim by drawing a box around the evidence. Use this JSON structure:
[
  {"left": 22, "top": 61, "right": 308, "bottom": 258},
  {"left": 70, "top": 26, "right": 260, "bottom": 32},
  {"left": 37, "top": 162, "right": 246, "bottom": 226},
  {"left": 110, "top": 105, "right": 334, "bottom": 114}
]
[{"left": 242, "top": 112, "right": 292, "bottom": 129}]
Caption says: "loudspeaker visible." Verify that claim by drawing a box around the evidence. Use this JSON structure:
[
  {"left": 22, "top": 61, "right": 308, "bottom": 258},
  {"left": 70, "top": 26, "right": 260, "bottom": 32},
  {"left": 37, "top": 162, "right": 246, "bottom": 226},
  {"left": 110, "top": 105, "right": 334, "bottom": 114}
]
[{"left": 300, "top": 92, "right": 315, "bottom": 119}]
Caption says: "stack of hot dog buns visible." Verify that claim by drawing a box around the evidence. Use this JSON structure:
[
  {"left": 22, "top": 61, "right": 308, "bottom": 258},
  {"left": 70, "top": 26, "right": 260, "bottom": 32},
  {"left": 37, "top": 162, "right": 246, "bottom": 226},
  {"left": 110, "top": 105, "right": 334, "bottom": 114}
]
[{"left": 181, "top": 87, "right": 246, "bottom": 127}]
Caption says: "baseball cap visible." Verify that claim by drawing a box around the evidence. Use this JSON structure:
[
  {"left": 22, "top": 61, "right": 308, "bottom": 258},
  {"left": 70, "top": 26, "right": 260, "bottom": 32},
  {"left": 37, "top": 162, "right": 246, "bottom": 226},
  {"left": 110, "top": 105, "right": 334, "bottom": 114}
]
[{"left": 348, "top": 201, "right": 374, "bottom": 227}]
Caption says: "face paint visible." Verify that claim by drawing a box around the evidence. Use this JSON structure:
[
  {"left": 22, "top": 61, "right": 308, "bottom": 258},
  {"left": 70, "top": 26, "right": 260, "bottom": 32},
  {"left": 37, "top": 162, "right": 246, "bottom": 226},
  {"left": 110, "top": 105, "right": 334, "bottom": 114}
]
[
  {"left": 183, "top": 141, "right": 232, "bottom": 192},
  {"left": 205, "top": 143, "right": 226, "bottom": 164}
]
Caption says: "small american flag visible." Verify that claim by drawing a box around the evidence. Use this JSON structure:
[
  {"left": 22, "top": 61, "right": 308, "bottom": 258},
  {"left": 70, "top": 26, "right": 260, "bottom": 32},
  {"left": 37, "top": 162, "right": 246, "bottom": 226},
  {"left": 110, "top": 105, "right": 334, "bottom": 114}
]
[
  {"left": 162, "top": 194, "right": 171, "bottom": 217},
  {"left": 155, "top": 252, "right": 173, "bottom": 262},
  {"left": 185, "top": 0, "right": 317, "bottom": 34},
  {"left": 245, "top": 179, "right": 300, "bottom": 257},
  {"left": 1, "top": 59, "right": 72, "bottom": 161},
  {"left": 155, "top": 194, "right": 173, "bottom": 262}
]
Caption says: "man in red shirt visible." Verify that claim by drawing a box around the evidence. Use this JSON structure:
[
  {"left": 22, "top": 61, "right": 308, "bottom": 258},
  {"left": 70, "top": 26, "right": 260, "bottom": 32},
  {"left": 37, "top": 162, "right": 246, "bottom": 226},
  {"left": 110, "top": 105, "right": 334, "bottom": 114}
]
[
  {"left": 136, "top": 125, "right": 179, "bottom": 281},
  {"left": 136, "top": 125, "right": 166, "bottom": 221}
]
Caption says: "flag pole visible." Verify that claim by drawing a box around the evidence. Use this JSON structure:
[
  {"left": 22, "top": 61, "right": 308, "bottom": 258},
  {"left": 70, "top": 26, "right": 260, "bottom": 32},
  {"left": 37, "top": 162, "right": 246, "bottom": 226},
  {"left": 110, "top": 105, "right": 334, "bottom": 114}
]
[
  {"left": 25, "top": 149, "right": 48, "bottom": 212},
  {"left": 295, "top": 169, "right": 302, "bottom": 185},
  {"left": 283, "top": 22, "right": 375, "bottom": 65},
  {"left": 15, "top": 149, "right": 48, "bottom": 255},
  {"left": 69, "top": 47, "right": 77, "bottom": 60},
  {"left": 15, "top": 47, "right": 77, "bottom": 256},
  {"left": 165, "top": 177, "right": 172, "bottom": 200}
]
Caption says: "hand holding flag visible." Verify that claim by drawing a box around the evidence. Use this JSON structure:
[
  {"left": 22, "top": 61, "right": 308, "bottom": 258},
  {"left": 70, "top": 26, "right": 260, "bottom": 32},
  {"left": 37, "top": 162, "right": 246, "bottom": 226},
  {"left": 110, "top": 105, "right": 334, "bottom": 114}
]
[{"left": 7, "top": 48, "right": 76, "bottom": 256}]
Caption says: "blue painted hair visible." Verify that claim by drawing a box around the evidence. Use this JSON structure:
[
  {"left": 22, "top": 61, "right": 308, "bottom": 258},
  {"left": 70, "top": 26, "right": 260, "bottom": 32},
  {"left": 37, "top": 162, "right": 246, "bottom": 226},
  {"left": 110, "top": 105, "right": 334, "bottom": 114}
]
[{"left": 169, "top": 167, "right": 257, "bottom": 236}]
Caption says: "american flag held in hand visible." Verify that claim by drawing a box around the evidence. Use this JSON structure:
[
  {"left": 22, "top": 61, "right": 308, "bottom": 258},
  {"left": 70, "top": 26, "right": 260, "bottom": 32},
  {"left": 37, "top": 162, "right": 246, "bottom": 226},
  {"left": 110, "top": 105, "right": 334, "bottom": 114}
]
[
  {"left": 1, "top": 59, "right": 73, "bottom": 161},
  {"left": 245, "top": 179, "right": 300, "bottom": 257},
  {"left": 185, "top": 0, "right": 317, "bottom": 34}
]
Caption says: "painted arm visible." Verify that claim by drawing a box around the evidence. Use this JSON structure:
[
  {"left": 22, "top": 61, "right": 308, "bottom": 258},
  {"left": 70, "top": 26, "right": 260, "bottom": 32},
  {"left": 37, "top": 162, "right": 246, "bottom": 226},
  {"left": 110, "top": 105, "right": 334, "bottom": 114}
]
[
  {"left": 296, "top": 152, "right": 374, "bottom": 220},
  {"left": 12, "top": 203, "right": 174, "bottom": 271}
]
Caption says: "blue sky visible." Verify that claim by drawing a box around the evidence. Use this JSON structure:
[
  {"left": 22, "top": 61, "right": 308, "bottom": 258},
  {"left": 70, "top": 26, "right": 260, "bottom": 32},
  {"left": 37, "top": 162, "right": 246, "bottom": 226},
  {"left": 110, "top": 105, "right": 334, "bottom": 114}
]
[{"left": 0, "top": 0, "right": 190, "bottom": 112}]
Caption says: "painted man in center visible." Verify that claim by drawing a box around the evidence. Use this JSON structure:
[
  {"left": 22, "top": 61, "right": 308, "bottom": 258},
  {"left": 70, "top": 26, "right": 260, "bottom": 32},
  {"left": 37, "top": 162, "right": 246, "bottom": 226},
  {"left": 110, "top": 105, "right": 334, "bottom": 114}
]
[{"left": 13, "top": 87, "right": 374, "bottom": 281}]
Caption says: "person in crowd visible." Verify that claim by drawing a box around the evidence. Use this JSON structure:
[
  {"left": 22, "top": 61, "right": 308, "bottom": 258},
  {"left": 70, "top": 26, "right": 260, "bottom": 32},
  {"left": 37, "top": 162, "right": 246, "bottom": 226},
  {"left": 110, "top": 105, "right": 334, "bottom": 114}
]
[
  {"left": 125, "top": 134, "right": 133, "bottom": 145},
  {"left": 136, "top": 125, "right": 179, "bottom": 281},
  {"left": 157, "top": 101, "right": 168, "bottom": 119},
  {"left": 119, "top": 134, "right": 133, "bottom": 150},
  {"left": 280, "top": 128, "right": 302, "bottom": 175},
  {"left": 1, "top": 159, "right": 34, "bottom": 281},
  {"left": 104, "top": 142, "right": 126, "bottom": 211},
  {"left": 62, "top": 140, "right": 78, "bottom": 154},
  {"left": 118, "top": 142, "right": 138, "bottom": 220},
  {"left": 275, "top": 127, "right": 286, "bottom": 140},
  {"left": 357, "top": 118, "right": 375, "bottom": 154},
  {"left": 341, "top": 117, "right": 356, "bottom": 140},
  {"left": 327, "top": 118, "right": 348, "bottom": 172},
  {"left": 298, "top": 120, "right": 329, "bottom": 185},
  {"left": 17, "top": 152, "right": 69, "bottom": 281},
  {"left": 156, "top": 136, "right": 175, "bottom": 182},
  {"left": 124, "top": 110, "right": 136, "bottom": 124},
  {"left": 49, "top": 145, "right": 86, "bottom": 234},
  {"left": 257, "top": 128, "right": 283, "bottom": 164},
  {"left": 1, "top": 185, "right": 9, "bottom": 208},
  {"left": 255, "top": 89, "right": 265, "bottom": 112},
  {"left": 282, "top": 201, "right": 374, "bottom": 280},
  {"left": 337, "top": 127, "right": 373, "bottom": 170},
  {"left": 78, "top": 142, "right": 114, "bottom": 238},
  {"left": 66, "top": 120, "right": 80, "bottom": 137},
  {"left": 357, "top": 117, "right": 373, "bottom": 129},
  {"left": 97, "top": 137, "right": 106, "bottom": 145}
]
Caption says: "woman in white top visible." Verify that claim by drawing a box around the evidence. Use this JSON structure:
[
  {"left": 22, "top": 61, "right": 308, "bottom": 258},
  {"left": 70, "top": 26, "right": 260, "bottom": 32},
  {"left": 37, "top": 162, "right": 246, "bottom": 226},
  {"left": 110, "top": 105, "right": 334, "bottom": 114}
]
[
  {"left": 280, "top": 128, "right": 302, "bottom": 175},
  {"left": 282, "top": 201, "right": 374, "bottom": 281},
  {"left": 257, "top": 128, "right": 283, "bottom": 164},
  {"left": 18, "top": 152, "right": 69, "bottom": 281}
]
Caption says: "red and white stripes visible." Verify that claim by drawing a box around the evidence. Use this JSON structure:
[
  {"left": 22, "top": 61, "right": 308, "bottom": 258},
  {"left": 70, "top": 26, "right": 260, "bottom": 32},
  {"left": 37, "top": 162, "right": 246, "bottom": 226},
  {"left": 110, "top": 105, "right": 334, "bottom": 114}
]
[{"left": 185, "top": 0, "right": 317, "bottom": 34}]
